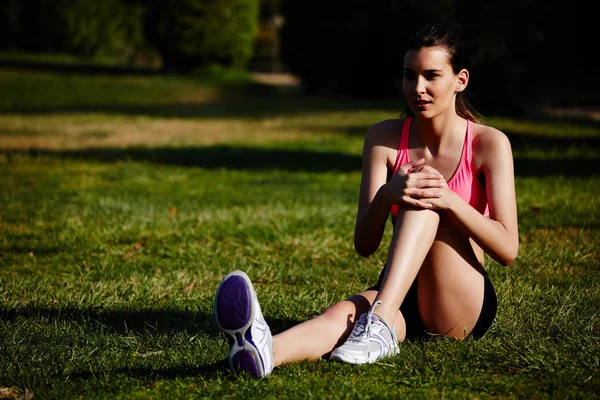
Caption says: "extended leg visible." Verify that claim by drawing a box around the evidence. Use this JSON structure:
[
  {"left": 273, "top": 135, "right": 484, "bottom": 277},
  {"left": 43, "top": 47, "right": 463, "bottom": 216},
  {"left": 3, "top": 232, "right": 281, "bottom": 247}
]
[{"left": 271, "top": 290, "right": 407, "bottom": 367}]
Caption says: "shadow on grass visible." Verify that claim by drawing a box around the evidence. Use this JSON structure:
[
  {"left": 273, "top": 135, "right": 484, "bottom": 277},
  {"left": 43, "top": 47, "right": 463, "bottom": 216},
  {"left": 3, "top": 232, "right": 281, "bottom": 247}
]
[
  {"left": 0, "top": 58, "right": 404, "bottom": 118},
  {"left": 1, "top": 304, "right": 301, "bottom": 379},
  {"left": 0, "top": 58, "right": 163, "bottom": 76},
  {"left": 5, "top": 95, "right": 600, "bottom": 126},
  {"left": 0, "top": 305, "right": 299, "bottom": 336},
  {"left": 513, "top": 158, "right": 599, "bottom": 177},
  {"left": 0, "top": 97, "right": 404, "bottom": 120},
  {"left": 72, "top": 359, "right": 232, "bottom": 381},
  {"left": 3, "top": 57, "right": 600, "bottom": 126},
  {"left": 2, "top": 144, "right": 599, "bottom": 176},
  {"left": 0, "top": 305, "right": 218, "bottom": 335},
  {"left": 7, "top": 146, "right": 363, "bottom": 173},
  {"left": 505, "top": 132, "right": 600, "bottom": 151}
]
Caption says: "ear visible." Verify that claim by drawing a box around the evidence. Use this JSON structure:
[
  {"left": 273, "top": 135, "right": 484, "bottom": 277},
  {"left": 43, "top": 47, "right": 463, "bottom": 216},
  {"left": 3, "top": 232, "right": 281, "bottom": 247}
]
[{"left": 455, "top": 69, "right": 469, "bottom": 93}]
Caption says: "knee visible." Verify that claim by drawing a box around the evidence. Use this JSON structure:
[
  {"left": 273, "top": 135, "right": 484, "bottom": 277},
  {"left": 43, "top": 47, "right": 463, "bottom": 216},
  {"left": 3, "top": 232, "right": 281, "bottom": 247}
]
[
  {"left": 318, "top": 301, "right": 360, "bottom": 347},
  {"left": 399, "top": 207, "right": 441, "bottom": 220},
  {"left": 322, "top": 293, "right": 373, "bottom": 326},
  {"left": 393, "top": 208, "right": 441, "bottom": 236},
  {"left": 321, "top": 301, "right": 357, "bottom": 327}
]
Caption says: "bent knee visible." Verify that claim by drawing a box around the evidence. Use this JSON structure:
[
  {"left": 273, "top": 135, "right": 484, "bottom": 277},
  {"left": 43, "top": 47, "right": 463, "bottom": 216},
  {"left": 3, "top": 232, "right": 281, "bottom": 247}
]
[
  {"left": 321, "top": 300, "right": 359, "bottom": 327},
  {"left": 321, "top": 294, "right": 372, "bottom": 326}
]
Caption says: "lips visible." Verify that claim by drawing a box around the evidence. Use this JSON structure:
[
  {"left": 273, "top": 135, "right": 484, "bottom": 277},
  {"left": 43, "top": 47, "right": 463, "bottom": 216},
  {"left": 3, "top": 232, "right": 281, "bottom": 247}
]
[{"left": 414, "top": 100, "right": 431, "bottom": 109}]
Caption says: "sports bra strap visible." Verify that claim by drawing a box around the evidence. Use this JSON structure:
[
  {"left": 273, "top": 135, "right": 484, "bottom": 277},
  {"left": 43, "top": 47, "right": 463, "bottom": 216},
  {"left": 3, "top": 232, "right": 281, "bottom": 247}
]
[
  {"left": 400, "top": 117, "right": 411, "bottom": 150},
  {"left": 391, "top": 117, "right": 412, "bottom": 175},
  {"left": 465, "top": 119, "right": 473, "bottom": 166}
]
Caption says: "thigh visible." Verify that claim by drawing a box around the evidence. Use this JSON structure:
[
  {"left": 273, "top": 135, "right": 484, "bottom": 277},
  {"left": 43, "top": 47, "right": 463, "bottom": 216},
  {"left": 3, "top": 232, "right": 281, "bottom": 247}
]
[{"left": 416, "top": 219, "right": 488, "bottom": 338}]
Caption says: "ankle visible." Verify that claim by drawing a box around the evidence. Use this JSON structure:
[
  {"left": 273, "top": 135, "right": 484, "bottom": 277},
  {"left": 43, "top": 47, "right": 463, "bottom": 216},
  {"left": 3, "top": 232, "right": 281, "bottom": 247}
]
[{"left": 371, "top": 305, "right": 397, "bottom": 328}]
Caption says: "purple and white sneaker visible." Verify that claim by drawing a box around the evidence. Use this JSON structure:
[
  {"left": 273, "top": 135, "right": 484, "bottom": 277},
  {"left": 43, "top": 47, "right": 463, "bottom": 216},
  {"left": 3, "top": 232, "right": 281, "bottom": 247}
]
[
  {"left": 214, "top": 270, "right": 274, "bottom": 378},
  {"left": 329, "top": 300, "right": 399, "bottom": 364}
]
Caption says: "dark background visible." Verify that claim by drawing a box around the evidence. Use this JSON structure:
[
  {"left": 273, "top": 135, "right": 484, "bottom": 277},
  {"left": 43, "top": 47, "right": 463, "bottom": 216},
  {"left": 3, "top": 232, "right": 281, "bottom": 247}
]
[{"left": 1, "top": 0, "right": 595, "bottom": 116}]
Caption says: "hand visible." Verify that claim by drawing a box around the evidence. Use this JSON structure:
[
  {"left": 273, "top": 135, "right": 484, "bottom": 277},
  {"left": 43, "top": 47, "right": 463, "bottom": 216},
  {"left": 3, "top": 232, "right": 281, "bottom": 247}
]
[
  {"left": 386, "top": 159, "right": 447, "bottom": 210},
  {"left": 410, "top": 164, "right": 456, "bottom": 210}
]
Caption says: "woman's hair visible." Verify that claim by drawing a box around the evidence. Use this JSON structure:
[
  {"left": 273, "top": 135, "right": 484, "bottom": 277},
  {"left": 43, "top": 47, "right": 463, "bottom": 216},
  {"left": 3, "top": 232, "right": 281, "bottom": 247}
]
[{"left": 399, "top": 24, "right": 481, "bottom": 123}]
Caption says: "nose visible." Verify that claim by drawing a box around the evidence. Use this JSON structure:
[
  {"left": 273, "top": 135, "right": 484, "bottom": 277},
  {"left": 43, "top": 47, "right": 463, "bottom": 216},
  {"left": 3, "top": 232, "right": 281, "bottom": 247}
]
[{"left": 415, "top": 76, "right": 426, "bottom": 94}]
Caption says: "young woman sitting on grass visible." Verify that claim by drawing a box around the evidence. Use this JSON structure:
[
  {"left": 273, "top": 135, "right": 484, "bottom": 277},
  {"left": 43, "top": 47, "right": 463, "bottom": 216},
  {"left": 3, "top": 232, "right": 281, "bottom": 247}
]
[{"left": 212, "top": 23, "right": 519, "bottom": 378}]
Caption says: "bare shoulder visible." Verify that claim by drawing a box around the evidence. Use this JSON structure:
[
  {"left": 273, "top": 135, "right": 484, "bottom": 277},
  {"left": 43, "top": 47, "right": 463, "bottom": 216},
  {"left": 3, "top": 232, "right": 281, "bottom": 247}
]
[
  {"left": 472, "top": 122, "right": 513, "bottom": 169},
  {"left": 362, "top": 118, "right": 405, "bottom": 169},
  {"left": 364, "top": 118, "right": 405, "bottom": 147},
  {"left": 473, "top": 123, "right": 510, "bottom": 147}
]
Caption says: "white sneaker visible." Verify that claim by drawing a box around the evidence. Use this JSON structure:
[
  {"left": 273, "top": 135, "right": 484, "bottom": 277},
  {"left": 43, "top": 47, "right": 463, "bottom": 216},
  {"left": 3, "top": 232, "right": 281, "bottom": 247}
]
[
  {"left": 329, "top": 300, "right": 399, "bottom": 364},
  {"left": 214, "top": 270, "right": 274, "bottom": 378}
]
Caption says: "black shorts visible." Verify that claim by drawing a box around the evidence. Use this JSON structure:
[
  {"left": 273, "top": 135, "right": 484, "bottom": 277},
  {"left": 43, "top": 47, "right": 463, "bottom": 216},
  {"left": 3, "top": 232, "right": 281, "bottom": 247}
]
[{"left": 368, "top": 266, "right": 497, "bottom": 340}]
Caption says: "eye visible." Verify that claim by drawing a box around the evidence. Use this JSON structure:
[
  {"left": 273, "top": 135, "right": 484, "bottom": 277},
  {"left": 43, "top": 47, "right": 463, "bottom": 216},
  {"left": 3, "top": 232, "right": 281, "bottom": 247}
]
[
  {"left": 425, "top": 73, "right": 441, "bottom": 80},
  {"left": 403, "top": 71, "right": 416, "bottom": 80}
]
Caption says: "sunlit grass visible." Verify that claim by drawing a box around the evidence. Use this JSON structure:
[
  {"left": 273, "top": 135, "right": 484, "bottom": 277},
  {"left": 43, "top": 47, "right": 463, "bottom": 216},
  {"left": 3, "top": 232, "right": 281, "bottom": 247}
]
[{"left": 0, "top": 56, "right": 598, "bottom": 399}]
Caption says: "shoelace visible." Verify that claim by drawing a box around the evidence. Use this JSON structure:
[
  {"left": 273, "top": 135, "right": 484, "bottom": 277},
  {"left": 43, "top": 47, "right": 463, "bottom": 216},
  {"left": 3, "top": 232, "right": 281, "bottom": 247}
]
[
  {"left": 366, "top": 300, "right": 383, "bottom": 339},
  {"left": 348, "top": 300, "right": 383, "bottom": 343}
]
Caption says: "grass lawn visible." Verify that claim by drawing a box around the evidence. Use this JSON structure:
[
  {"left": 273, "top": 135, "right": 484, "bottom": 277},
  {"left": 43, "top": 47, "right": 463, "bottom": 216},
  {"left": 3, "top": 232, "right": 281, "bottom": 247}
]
[{"left": 0, "top": 55, "right": 599, "bottom": 399}]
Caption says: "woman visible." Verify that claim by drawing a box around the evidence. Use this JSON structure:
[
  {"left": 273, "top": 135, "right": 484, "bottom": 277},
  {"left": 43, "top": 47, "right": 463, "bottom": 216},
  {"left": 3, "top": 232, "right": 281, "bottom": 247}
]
[{"left": 213, "top": 23, "right": 519, "bottom": 378}]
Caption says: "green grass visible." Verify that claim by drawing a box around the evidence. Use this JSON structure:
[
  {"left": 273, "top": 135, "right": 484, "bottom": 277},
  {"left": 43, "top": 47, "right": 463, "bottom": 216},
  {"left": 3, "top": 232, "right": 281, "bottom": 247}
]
[{"left": 0, "top": 55, "right": 599, "bottom": 399}]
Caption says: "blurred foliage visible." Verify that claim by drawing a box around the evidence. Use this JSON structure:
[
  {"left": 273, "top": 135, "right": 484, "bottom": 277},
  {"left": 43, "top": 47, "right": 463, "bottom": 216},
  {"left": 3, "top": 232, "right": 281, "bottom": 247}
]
[
  {"left": 0, "top": 0, "right": 260, "bottom": 70},
  {"left": 143, "top": 0, "right": 260, "bottom": 71},
  {"left": 0, "top": 0, "right": 594, "bottom": 114},
  {"left": 0, "top": 0, "right": 147, "bottom": 59}
]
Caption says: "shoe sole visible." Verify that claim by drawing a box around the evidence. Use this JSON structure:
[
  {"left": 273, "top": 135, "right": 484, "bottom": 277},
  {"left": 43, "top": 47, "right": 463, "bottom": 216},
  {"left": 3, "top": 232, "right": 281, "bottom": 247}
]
[
  {"left": 329, "top": 351, "right": 370, "bottom": 365},
  {"left": 330, "top": 343, "right": 400, "bottom": 365},
  {"left": 214, "top": 270, "right": 266, "bottom": 378}
]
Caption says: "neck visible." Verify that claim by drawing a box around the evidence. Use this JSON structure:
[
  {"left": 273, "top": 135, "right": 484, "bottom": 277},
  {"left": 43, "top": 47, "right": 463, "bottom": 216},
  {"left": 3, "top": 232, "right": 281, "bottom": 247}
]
[{"left": 413, "top": 113, "right": 464, "bottom": 154}]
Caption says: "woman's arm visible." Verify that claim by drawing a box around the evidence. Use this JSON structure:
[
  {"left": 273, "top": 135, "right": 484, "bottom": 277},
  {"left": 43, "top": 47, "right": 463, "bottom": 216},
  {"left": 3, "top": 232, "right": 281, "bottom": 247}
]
[
  {"left": 353, "top": 126, "right": 394, "bottom": 257},
  {"left": 421, "top": 128, "right": 519, "bottom": 266},
  {"left": 354, "top": 123, "right": 446, "bottom": 257}
]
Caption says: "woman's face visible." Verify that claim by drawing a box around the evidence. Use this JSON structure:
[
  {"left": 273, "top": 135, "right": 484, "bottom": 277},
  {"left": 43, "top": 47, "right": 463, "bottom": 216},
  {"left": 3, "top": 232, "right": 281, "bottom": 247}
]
[{"left": 402, "top": 46, "right": 466, "bottom": 118}]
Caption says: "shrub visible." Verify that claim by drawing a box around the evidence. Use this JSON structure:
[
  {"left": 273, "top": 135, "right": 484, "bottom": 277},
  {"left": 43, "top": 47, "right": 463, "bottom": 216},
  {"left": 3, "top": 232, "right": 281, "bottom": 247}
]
[
  {"left": 144, "top": 0, "right": 260, "bottom": 71},
  {"left": 0, "top": 0, "right": 146, "bottom": 59}
]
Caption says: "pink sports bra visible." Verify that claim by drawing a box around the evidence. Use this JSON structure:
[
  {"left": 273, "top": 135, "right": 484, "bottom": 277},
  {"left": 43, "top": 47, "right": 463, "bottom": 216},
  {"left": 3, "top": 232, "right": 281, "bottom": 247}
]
[{"left": 390, "top": 117, "right": 489, "bottom": 219}]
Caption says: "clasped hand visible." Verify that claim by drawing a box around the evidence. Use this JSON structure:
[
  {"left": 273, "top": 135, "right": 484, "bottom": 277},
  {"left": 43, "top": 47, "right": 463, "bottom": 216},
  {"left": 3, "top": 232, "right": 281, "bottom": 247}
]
[{"left": 386, "top": 158, "right": 455, "bottom": 210}]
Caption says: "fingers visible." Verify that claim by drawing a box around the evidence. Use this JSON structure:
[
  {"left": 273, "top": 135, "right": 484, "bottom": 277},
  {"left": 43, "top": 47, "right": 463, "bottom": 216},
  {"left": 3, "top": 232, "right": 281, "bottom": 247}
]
[
  {"left": 395, "top": 170, "right": 441, "bottom": 181},
  {"left": 407, "top": 194, "right": 445, "bottom": 210},
  {"left": 404, "top": 172, "right": 445, "bottom": 189},
  {"left": 399, "top": 158, "right": 425, "bottom": 174},
  {"left": 410, "top": 177, "right": 445, "bottom": 189},
  {"left": 411, "top": 158, "right": 426, "bottom": 168},
  {"left": 405, "top": 188, "right": 444, "bottom": 199},
  {"left": 411, "top": 164, "right": 440, "bottom": 174},
  {"left": 400, "top": 195, "right": 435, "bottom": 209},
  {"left": 399, "top": 160, "right": 445, "bottom": 180}
]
